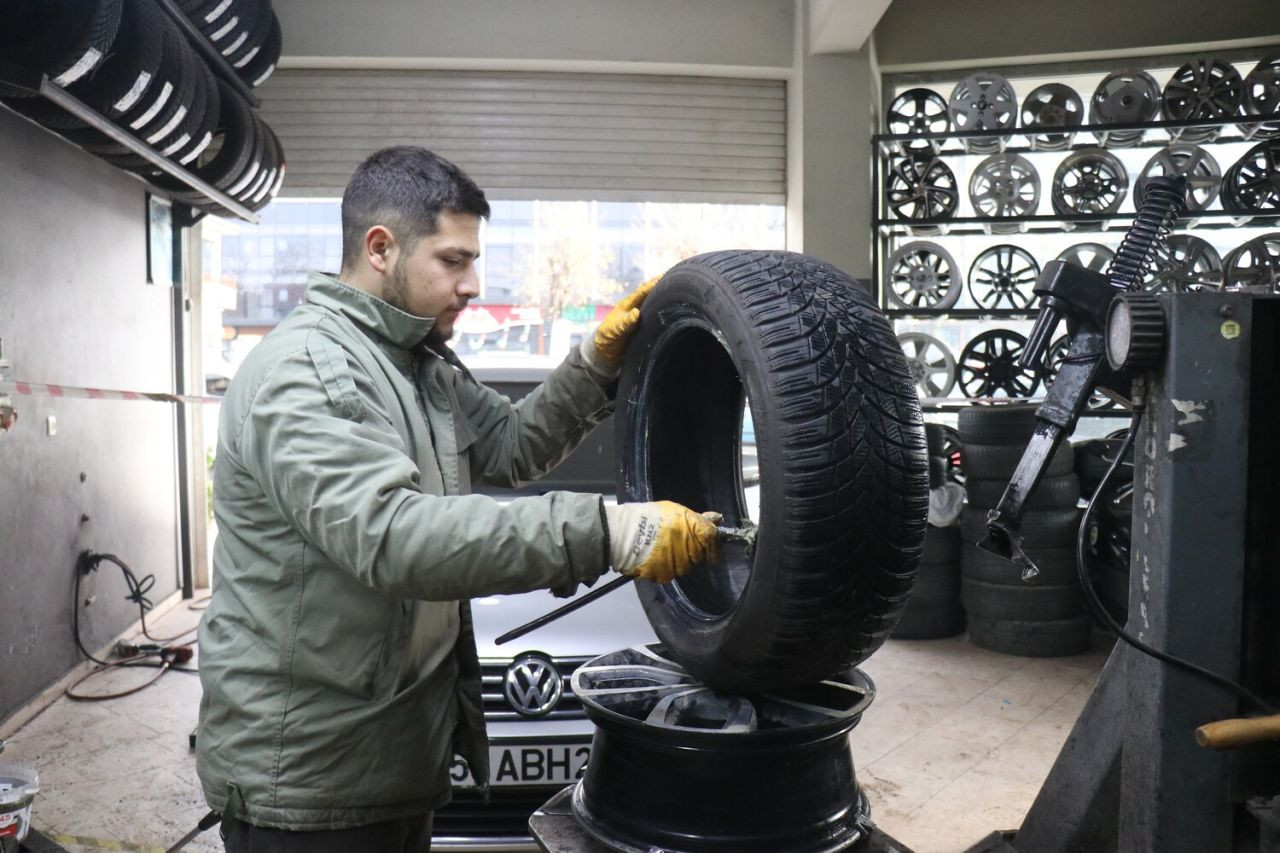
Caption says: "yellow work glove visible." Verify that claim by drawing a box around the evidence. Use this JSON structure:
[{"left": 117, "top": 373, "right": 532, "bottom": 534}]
[
  {"left": 581, "top": 276, "right": 660, "bottom": 376},
  {"left": 604, "top": 501, "right": 722, "bottom": 584}
]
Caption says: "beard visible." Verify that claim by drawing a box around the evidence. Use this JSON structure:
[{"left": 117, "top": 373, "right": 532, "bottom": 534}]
[
  {"left": 387, "top": 254, "right": 453, "bottom": 347},
  {"left": 384, "top": 254, "right": 411, "bottom": 313}
]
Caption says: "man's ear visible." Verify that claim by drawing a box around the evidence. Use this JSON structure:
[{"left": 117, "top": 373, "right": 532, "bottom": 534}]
[{"left": 364, "top": 225, "right": 397, "bottom": 274}]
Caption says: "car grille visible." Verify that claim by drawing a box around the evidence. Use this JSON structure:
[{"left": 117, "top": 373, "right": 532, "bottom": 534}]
[
  {"left": 480, "top": 656, "right": 590, "bottom": 721},
  {"left": 434, "top": 785, "right": 559, "bottom": 842}
]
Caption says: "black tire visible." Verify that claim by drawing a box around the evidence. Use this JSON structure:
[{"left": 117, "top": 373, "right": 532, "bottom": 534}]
[
  {"left": 922, "top": 524, "right": 961, "bottom": 564},
  {"left": 961, "top": 543, "right": 1080, "bottom": 585},
  {"left": 155, "top": 77, "right": 255, "bottom": 195},
  {"left": 1074, "top": 436, "right": 1133, "bottom": 497},
  {"left": 968, "top": 614, "right": 1092, "bottom": 657},
  {"left": 924, "top": 423, "right": 947, "bottom": 457},
  {"left": 892, "top": 597, "right": 965, "bottom": 640},
  {"left": 961, "top": 506, "right": 1080, "bottom": 548},
  {"left": 237, "top": 11, "right": 280, "bottom": 88},
  {"left": 67, "top": 12, "right": 188, "bottom": 156},
  {"left": 101, "top": 35, "right": 210, "bottom": 170},
  {"left": 961, "top": 577, "right": 1083, "bottom": 620},
  {"left": 957, "top": 404, "right": 1038, "bottom": 445},
  {"left": 225, "top": 0, "right": 273, "bottom": 68},
  {"left": 617, "top": 251, "right": 929, "bottom": 692},
  {"left": 962, "top": 441, "right": 1074, "bottom": 479},
  {"left": 913, "top": 561, "right": 960, "bottom": 600},
  {"left": 929, "top": 455, "right": 948, "bottom": 489},
  {"left": 1, "top": 0, "right": 122, "bottom": 88},
  {"left": 965, "top": 473, "right": 1080, "bottom": 510}
]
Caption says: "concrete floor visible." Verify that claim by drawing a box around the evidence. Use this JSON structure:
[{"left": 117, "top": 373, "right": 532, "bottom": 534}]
[{"left": 0, "top": 600, "right": 1108, "bottom": 853}]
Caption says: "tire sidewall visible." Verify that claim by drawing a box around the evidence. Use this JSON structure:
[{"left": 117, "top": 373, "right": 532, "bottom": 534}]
[{"left": 619, "top": 262, "right": 782, "bottom": 679}]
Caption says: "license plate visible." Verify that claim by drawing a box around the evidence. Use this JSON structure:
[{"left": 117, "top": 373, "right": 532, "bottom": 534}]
[{"left": 450, "top": 743, "right": 591, "bottom": 787}]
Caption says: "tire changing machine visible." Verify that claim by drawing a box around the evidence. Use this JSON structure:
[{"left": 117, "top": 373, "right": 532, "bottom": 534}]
[{"left": 971, "top": 178, "right": 1280, "bottom": 852}]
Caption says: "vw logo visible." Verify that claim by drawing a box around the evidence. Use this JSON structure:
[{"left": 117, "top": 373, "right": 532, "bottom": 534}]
[{"left": 504, "top": 656, "right": 563, "bottom": 717}]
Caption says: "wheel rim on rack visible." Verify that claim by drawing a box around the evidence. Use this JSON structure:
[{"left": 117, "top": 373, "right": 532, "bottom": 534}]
[
  {"left": 1056, "top": 242, "right": 1116, "bottom": 273},
  {"left": 968, "top": 245, "right": 1040, "bottom": 310},
  {"left": 958, "top": 329, "right": 1039, "bottom": 399},
  {"left": 1222, "top": 139, "right": 1280, "bottom": 212},
  {"left": 1145, "top": 234, "right": 1223, "bottom": 292},
  {"left": 885, "top": 241, "right": 962, "bottom": 310},
  {"left": 948, "top": 72, "right": 1017, "bottom": 153},
  {"left": 886, "top": 155, "right": 959, "bottom": 225},
  {"left": 1161, "top": 56, "right": 1243, "bottom": 144},
  {"left": 1052, "top": 148, "right": 1129, "bottom": 222},
  {"left": 887, "top": 87, "right": 951, "bottom": 152},
  {"left": 1223, "top": 235, "right": 1280, "bottom": 291},
  {"left": 1020, "top": 83, "right": 1083, "bottom": 150},
  {"left": 969, "top": 153, "right": 1040, "bottom": 230},
  {"left": 1090, "top": 69, "right": 1161, "bottom": 147},
  {"left": 570, "top": 644, "right": 876, "bottom": 853},
  {"left": 1243, "top": 52, "right": 1280, "bottom": 139},
  {"left": 899, "top": 332, "right": 958, "bottom": 398},
  {"left": 1134, "top": 144, "right": 1221, "bottom": 211}
]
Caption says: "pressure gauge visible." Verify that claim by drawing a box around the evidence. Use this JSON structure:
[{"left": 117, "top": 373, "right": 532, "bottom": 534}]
[{"left": 1105, "top": 293, "right": 1166, "bottom": 372}]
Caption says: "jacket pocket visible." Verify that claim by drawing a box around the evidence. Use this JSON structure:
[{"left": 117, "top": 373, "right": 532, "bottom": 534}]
[{"left": 288, "top": 547, "right": 398, "bottom": 700}]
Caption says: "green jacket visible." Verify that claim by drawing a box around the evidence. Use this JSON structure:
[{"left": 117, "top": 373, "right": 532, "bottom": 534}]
[{"left": 197, "top": 272, "right": 613, "bottom": 830}]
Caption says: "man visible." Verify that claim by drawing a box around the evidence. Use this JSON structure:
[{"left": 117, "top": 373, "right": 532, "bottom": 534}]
[{"left": 197, "top": 146, "right": 719, "bottom": 851}]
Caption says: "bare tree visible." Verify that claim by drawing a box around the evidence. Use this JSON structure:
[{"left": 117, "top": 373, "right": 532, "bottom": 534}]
[{"left": 520, "top": 202, "right": 621, "bottom": 351}]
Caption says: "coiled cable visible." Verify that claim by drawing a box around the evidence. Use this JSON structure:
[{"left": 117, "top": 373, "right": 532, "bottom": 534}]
[{"left": 1106, "top": 176, "right": 1188, "bottom": 290}]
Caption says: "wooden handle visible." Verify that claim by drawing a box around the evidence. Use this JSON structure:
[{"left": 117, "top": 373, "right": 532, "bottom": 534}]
[{"left": 1195, "top": 715, "right": 1280, "bottom": 750}]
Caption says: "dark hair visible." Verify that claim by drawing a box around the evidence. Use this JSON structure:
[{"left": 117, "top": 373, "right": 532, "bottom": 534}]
[{"left": 340, "top": 147, "right": 490, "bottom": 270}]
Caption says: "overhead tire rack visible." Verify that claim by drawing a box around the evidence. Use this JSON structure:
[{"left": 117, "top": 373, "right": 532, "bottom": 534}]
[{"left": 0, "top": 0, "right": 285, "bottom": 224}]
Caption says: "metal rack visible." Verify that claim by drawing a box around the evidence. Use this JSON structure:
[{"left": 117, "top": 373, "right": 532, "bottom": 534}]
[
  {"left": 0, "top": 0, "right": 268, "bottom": 226},
  {"left": 874, "top": 60, "right": 1279, "bottom": 408}
]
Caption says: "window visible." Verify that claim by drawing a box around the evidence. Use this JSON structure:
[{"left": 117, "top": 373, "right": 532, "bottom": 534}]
[{"left": 204, "top": 198, "right": 786, "bottom": 378}]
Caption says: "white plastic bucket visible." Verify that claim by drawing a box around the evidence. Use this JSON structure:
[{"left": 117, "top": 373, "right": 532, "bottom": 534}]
[{"left": 0, "top": 763, "right": 38, "bottom": 843}]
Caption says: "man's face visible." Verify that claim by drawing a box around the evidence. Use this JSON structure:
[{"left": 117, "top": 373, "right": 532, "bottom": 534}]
[{"left": 383, "top": 210, "right": 481, "bottom": 342}]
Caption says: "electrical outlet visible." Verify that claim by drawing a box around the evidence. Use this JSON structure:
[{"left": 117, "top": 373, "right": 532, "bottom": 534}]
[{"left": 46, "top": 415, "right": 57, "bottom": 436}]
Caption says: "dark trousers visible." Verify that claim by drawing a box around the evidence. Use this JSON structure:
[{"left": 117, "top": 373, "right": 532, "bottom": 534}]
[{"left": 221, "top": 813, "right": 433, "bottom": 853}]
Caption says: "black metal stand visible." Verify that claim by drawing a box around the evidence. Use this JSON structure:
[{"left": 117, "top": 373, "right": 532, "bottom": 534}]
[{"left": 970, "top": 292, "right": 1280, "bottom": 852}]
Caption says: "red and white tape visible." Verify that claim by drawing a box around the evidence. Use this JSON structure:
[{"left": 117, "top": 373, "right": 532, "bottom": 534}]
[{"left": 0, "top": 380, "right": 222, "bottom": 406}]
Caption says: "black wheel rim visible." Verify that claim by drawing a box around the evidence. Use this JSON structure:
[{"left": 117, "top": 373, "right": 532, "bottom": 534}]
[
  {"left": 887, "top": 87, "right": 950, "bottom": 152},
  {"left": 1053, "top": 149, "right": 1128, "bottom": 216},
  {"left": 1162, "top": 57, "right": 1243, "bottom": 142},
  {"left": 887, "top": 155, "right": 958, "bottom": 221},
  {"left": 968, "top": 245, "right": 1040, "bottom": 309},
  {"left": 1244, "top": 52, "right": 1280, "bottom": 137},
  {"left": 1021, "top": 83, "right": 1083, "bottom": 149},
  {"left": 1226, "top": 140, "right": 1280, "bottom": 211},
  {"left": 958, "top": 329, "right": 1039, "bottom": 399},
  {"left": 1091, "top": 70, "right": 1161, "bottom": 124}
]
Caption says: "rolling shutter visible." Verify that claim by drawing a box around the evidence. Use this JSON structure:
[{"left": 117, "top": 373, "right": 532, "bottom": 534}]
[{"left": 256, "top": 68, "right": 786, "bottom": 203}]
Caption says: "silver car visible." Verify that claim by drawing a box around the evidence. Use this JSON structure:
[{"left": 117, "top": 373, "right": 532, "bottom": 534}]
[{"left": 431, "top": 365, "right": 657, "bottom": 852}]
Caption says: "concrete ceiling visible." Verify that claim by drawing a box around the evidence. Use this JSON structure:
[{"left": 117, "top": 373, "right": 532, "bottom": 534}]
[
  {"left": 871, "top": 0, "right": 1280, "bottom": 70},
  {"left": 809, "top": 0, "right": 894, "bottom": 54}
]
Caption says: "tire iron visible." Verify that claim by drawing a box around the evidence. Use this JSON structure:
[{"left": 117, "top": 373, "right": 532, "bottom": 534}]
[{"left": 496, "top": 521, "right": 759, "bottom": 646}]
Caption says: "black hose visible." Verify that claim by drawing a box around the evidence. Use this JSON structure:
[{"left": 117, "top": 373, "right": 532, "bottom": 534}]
[{"left": 1076, "top": 410, "right": 1277, "bottom": 714}]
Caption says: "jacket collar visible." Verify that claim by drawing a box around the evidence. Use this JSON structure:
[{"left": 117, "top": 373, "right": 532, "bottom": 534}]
[{"left": 306, "top": 271, "right": 437, "bottom": 350}]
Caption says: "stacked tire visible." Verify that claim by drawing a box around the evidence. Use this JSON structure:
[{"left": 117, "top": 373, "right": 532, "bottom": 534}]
[
  {"left": 1076, "top": 431, "right": 1134, "bottom": 622},
  {"left": 0, "top": 0, "right": 283, "bottom": 217},
  {"left": 959, "top": 405, "right": 1091, "bottom": 656},
  {"left": 892, "top": 424, "right": 965, "bottom": 640}
]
